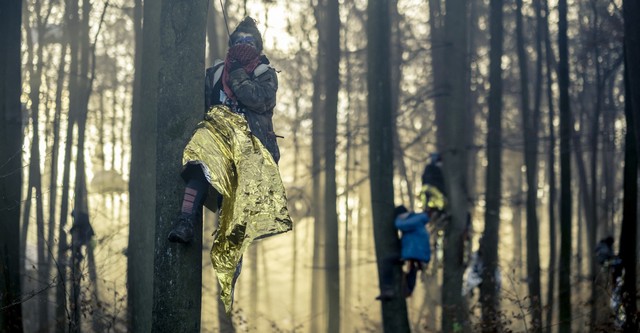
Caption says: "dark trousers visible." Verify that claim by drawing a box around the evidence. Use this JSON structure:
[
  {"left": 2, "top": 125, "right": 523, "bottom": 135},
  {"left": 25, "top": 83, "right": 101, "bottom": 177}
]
[{"left": 380, "top": 256, "right": 422, "bottom": 297}]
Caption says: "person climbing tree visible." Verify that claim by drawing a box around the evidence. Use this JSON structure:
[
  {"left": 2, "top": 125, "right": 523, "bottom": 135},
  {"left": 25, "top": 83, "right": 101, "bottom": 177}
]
[
  {"left": 376, "top": 205, "right": 432, "bottom": 300},
  {"left": 166, "top": 17, "right": 291, "bottom": 314}
]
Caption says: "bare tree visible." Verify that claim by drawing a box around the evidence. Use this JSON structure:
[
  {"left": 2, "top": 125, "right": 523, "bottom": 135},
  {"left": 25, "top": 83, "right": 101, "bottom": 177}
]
[
  {"left": 516, "top": 0, "right": 542, "bottom": 329},
  {"left": 619, "top": 44, "right": 639, "bottom": 333},
  {"left": 127, "top": 0, "right": 154, "bottom": 330},
  {"left": 310, "top": 0, "right": 327, "bottom": 329},
  {"left": 23, "top": 1, "right": 50, "bottom": 329},
  {"left": 439, "top": 0, "right": 471, "bottom": 329},
  {"left": 143, "top": 0, "right": 208, "bottom": 331},
  {"left": 367, "top": 0, "right": 411, "bottom": 331},
  {"left": 479, "top": 0, "right": 503, "bottom": 329},
  {"left": 624, "top": 0, "right": 640, "bottom": 152},
  {"left": 322, "top": 0, "right": 341, "bottom": 331},
  {"left": 543, "top": 1, "right": 557, "bottom": 330},
  {"left": 0, "top": 0, "right": 24, "bottom": 331},
  {"left": 557, "top": 0, "right": 573, "bottom": 331}
]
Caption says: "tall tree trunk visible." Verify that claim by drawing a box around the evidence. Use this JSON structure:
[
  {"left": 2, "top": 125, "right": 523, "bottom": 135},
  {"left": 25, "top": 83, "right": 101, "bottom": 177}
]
[
  {"left": 479, "top": 0, "right": 503, "bottom": 328},
  {"left": 367, "top": 0, "right": 411, "bottom": 331},
  {"left": 310, "top": 1, "right": 327, "bottom": 330},
  {"left": 69, "top": 1, "right": 96, "bottom": 330},
  {"left": 557, "top": 0, "right": 572, "bottom": 330},
  {"left": 516, "top": 0, "right": 542, "bottom": 330},
  {"left": 55, "top": 1, "right": 84, "bottom": 329},
  {"left": 620, "top": 46, "right": 639, "bottom": 333},
  {"left": 624, "top": 0, "right": 640, "bottom": 153},
  {"left": 543, "top": 1, "right": 557, "bottom": 330},
  {"left": 145, "top": 1, "right": 208, "bottom": 332},
  {"left": 24, "top": 3, "right": 50, "bottom": 328},
  {"left": 440, "top": 0, "right": 471, "bottom": 330},
  {"left": 428, "top": 0, "right": 446, "bottom": 149},
  {"left": 127, "top": 0, "right": 154, "bottom": 330},
  {"left": 207, "top": 4, "right": 224, "bottom": 64},
  {"left": 56, "top": 56, "right": 75, "bottom": 333},
  {"left": 0, "top": 0, "right": 24, "bottom": 330},
  {"left": 322, "top": 0, "right": 341, "bottom": 332},
  {"left": 587, "top": 5, "right": 606, "bottom": 329},
  {"left": 342, "top": 21, "right": 354, "bottom": 333},
  {"left": 389, "top": 1, "right": 412, "bottom": 209},
  {"left": 46, "top": 39, "right": 67, "bottom": 332}
]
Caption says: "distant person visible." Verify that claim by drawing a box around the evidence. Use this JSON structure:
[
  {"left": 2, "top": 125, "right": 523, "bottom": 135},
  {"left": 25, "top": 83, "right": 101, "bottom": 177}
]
[
  {"left": 420, "top": 152, "right": 447, "bottom": 219},
  {"left": 376, "top": 205, "right": 431, "bottom": 300}
]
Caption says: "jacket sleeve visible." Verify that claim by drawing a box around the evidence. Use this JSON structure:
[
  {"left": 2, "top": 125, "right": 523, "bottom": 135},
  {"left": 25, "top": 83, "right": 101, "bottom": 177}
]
[
  {"left": 395, "top": 213, "right": 429, "bottom": 232},
  {"left": 228, "top": 66, "right": 278, "bottom": 114},
  {"left": 204, "top": 66, "right": 217, "bottom": 111}
]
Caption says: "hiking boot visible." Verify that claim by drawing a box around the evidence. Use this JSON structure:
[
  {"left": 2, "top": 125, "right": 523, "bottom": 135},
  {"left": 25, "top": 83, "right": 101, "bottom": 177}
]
[{"left": 168, "top": 214, "right": 196, "bottom": 244}]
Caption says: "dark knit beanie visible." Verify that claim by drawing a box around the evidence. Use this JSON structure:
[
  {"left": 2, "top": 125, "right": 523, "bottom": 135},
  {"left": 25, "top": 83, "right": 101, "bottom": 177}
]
[{"left": 229, "top": 17, "right": 263, "bottom": 53}]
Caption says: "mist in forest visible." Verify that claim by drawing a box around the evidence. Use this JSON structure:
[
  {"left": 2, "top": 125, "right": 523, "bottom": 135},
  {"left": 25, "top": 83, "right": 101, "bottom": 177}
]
[{"left": 1, "top": 0, "right": 639, "bottom": 332}]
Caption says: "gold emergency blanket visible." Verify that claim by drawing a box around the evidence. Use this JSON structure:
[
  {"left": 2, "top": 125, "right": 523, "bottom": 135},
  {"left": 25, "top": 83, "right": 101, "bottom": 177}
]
[
  {"left": 419, "top": 184, "right": 447, "bottom": 211},
  {"left": 182, "top": 105, "right": 292, "bottom": 314}
]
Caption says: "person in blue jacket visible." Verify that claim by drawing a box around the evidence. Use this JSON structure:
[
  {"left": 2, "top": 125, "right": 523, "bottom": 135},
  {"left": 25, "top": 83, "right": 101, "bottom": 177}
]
[{"left": 376, "top": 205, "right": 431, "bottom": 300}]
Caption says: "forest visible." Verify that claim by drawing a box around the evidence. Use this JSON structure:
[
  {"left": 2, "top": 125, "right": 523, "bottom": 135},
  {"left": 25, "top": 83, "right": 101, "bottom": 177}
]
[{"left": 1, "top": 0, "right": 639, "bottom": 332}]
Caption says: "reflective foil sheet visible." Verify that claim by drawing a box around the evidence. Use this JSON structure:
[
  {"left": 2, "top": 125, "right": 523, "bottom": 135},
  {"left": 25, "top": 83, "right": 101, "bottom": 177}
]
[
  {"left": 182, "top": 105, "right": 292, "bottom": 314},
  {"left": 419, "top": 184, "right": 447, "bottom": 211}
]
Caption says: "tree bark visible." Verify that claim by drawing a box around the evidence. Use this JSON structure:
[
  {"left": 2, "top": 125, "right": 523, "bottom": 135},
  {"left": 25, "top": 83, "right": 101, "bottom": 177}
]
[
  {"left": 543, "top": 1, "right": 557, "bottom": 331},
  {"left": 127, "top": 0, "right": 155, "bottom": 330},
  {"left": 440, "top": 0, "right": 471, "bottom": 330},
  {"left": 479, "top": 0, "right": 503, "bottom": 329},
  {"left": 0, "top": 0, "right": 24, "bottom": 330},
  {"left": 310, "top": 1, "right": 327, "bottom": 330},
  {"left": 620, "top": 45, "right": 639, "bottom": 333},
  {"left": 146, "top": 1, "right": 208, "bottom": 332},
  {"left": 322, "top": 0, "right": 341, "bottom": 332},
  {"left": 516, "top": 0, "right": 542, "bottom": 329},
  {"left": 23, "top": 2, "right": 50, "bottom": 328},
  {"left": 624, "top": 0, "right": 640, "bottom": 154},
  {"left": 367, "top": 0, "right": 411, "bottom": 331},
  {"left": 557, "top": 0, "right": 573, "bottom": 331}
]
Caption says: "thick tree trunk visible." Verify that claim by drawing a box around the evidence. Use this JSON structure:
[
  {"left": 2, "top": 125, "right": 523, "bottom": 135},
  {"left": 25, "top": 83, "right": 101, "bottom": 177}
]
[
  {"left": 543, "top": 1, "right": 557, "bottom": 331},
  {"left": 439, "top": 0, "right": 471, "bottom": 331},
  {"left": 126, "top": 0, "right": 155, "bottom": 330},
  {"left": 46, "top": 40, "right": 67, "bottom": 331},
  {"left": 0, "top": 0, "right": 24, "bottom": 331},
  {"left": 479, "top": 0, "right": 503, "bottom": 329},
  {"left": 557, "top": 0, "right": 573, "bottom": 331},
  {"left": 516, "top": 0, "right": 542, "bottom": 329},
  {"left": 22, "top": 6, "right": 51, "bottom": 329},
  {"left": 322, "top": 1, "right": 341, "bottom": 332},
  {"left": 146, "top": 1, "right": 208, "bottom": 332},
  {"left": 367, "top": 0, "right": 411, "bottom": 331},
  {"left": 624, "top": 0, "right": 640, "bottom": 153},
  {"left": 310, "top": 1, "right": 327, "bottom": 331},
  {"left": 620, "top": 46, "right": 639, "bottom": 333}
]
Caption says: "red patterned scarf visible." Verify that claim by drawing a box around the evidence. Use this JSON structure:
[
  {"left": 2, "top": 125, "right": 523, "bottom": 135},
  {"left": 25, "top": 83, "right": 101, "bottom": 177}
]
[{"left": 222, "top": 44, "right": 261, "bottom": 102}]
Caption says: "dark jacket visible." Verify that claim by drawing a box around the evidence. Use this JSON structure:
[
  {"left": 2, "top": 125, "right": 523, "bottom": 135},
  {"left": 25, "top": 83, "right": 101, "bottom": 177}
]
[
  {"left": 421, "top": 162, "right": 445, "bottom": 195},
  {"left": 205, "top": 57, "right": 280, "bottom": 163},
  {"left": 395, "top": 212, "right": 431, "bottom": 263}
]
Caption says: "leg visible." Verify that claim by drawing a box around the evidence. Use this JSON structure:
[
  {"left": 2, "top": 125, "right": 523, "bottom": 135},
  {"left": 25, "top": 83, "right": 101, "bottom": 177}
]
[
  {"left": 168, "top": 166, "right": 209, "bottom": 243},
  {"left": 404, "top": 261, "right": 419, "bottom": 297}
]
